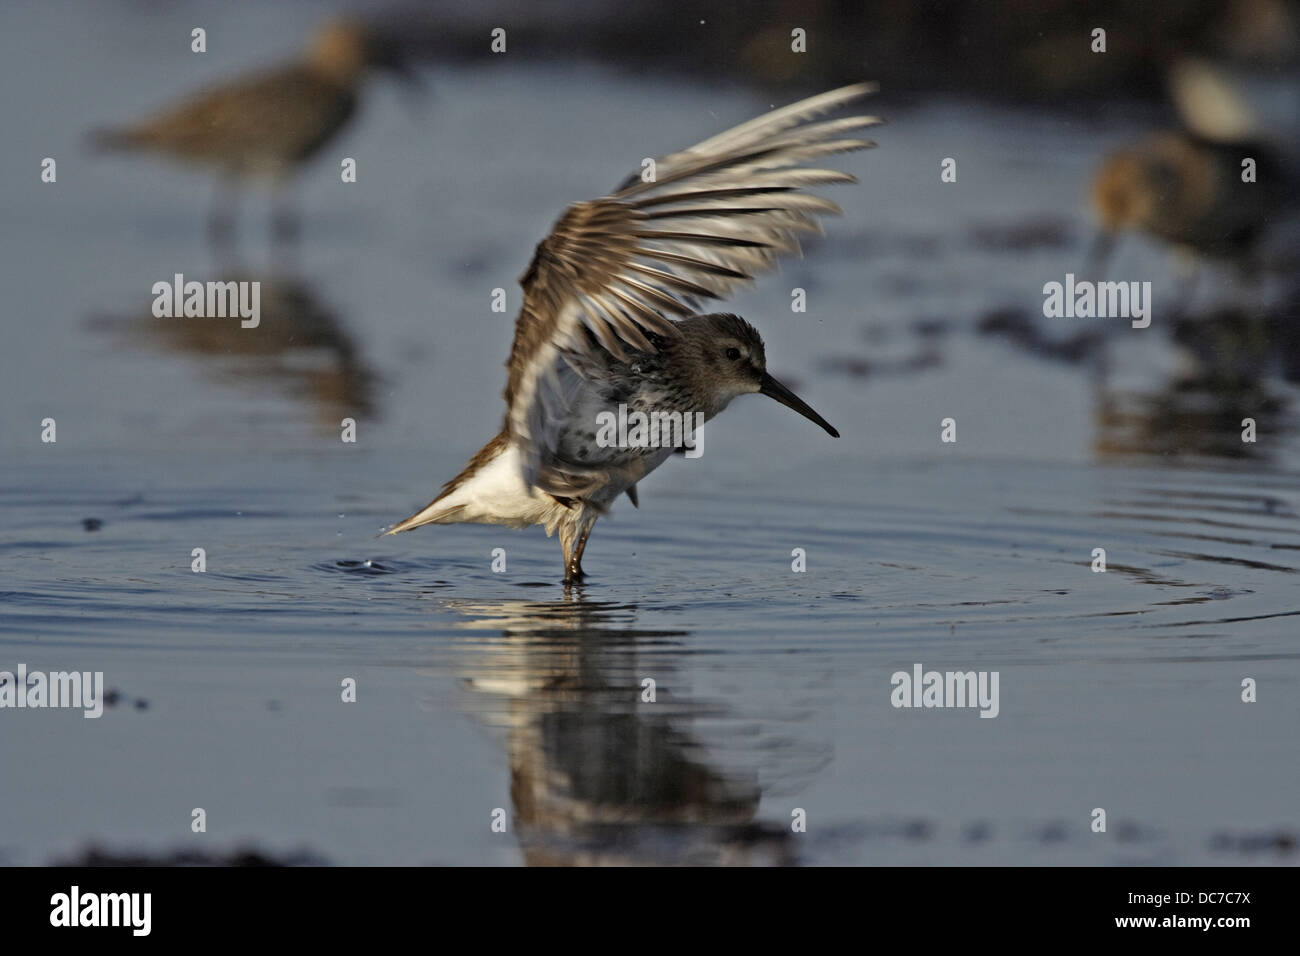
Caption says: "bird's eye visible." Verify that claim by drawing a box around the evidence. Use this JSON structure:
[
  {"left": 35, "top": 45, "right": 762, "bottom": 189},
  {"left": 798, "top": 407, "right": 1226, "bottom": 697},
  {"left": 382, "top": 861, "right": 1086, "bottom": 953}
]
[{"left": 725, "top": 347, "right": 741, "bottom": 360}]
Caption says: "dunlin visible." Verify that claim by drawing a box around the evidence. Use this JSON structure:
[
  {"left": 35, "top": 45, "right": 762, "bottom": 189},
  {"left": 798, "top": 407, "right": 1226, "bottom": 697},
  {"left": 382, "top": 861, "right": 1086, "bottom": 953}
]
[
  {"left": 1087, "top": 129, "right": 1284, "bottom": 275},
  {"left": 386, "top": 84, "right": 879, "bottom": 583},
  {"left": 89, "top": 18, "right": 417, "bottom": 241}
]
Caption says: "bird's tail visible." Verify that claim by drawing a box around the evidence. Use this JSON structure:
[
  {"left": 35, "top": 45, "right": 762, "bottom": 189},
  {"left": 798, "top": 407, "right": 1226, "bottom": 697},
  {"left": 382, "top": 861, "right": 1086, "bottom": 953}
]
[{"left": 382, "top": 500, "right": 466, "bottom": 536}]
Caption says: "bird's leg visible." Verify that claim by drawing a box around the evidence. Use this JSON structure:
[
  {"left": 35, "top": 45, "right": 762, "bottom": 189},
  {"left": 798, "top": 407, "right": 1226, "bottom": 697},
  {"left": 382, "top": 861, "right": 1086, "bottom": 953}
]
[
  {"left": 560, "top": 520, "right": 594, "bottom": 585},
  {"left": 560, "top": 523, "right": 578, "bottom": 585},
  {"left": 271, "top": 179, "right": 300, "bottom": 246},
  {"left": 208, "top": 173, "right": 238, "bottom": 250},
  {"left": 1168, "top": 251, "right": 1201, "bottom": 319},
  {"left": 569, "top": 525, "right": 593, "bottom": 580}
]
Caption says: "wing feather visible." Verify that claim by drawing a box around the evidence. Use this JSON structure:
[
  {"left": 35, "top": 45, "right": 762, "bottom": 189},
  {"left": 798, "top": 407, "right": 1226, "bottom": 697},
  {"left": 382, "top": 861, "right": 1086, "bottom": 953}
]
[{"left": 504, "top": 83, "right": 879, "bottom": 487}]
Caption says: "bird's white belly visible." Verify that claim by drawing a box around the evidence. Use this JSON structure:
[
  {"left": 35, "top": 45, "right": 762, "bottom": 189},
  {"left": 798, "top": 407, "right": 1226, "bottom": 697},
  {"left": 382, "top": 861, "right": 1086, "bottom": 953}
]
[
  {"left": 446, "top": 444, "right": 563, "bottom": 529},
  {"left": 441, "top": 439, "right": 675, "bottom": 534}
]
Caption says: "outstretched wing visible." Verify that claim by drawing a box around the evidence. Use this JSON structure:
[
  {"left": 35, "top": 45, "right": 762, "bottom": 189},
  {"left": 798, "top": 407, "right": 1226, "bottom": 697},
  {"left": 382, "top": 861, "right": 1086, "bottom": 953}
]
[{"left": 505, "top": 83, "right": 879, "bottom": 487}]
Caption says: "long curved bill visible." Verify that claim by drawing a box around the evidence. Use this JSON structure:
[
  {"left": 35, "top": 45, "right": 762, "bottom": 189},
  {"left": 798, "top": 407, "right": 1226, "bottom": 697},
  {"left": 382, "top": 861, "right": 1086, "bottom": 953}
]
[{"left": 759, "top": 372, "right": 839, "bottom": 437}]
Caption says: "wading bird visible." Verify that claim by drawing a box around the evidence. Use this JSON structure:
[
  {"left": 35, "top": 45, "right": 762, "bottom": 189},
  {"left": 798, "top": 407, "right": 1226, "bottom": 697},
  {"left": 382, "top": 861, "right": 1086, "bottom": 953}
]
[
  {"left": 89, "top": 18, "right": 418, "bottom": 243},
  {"left": 1088, "top": 58, "right": 1299, "bottom": 281},
  {"left": 1088, "top": 129, "right": 1282, "bottom": 276},
  {"left": 387, "top": 84, "right": 879, "bottom": 583}
]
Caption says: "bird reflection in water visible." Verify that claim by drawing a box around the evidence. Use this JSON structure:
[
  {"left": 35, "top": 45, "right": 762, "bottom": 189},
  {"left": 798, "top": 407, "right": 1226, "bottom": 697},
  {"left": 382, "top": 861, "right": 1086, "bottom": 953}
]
[
  {"left": 442, "top": 594, "right": 800, "bottom": 865},
  {"left": 1092, "top": 295, "right": 1298, "bottom": 461},
  {"left": 93, "top": 270, "right": 379, "bottom": 431}
]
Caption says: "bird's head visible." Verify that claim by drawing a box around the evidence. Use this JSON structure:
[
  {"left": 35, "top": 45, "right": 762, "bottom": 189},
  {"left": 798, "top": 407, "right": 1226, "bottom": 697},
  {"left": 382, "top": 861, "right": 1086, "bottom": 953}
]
[
  {"left": 1086, "top": 152, "right": 1143, "bottom": 279},
  {"left": 306, "top": 19, "right": 423, "bottom": 92},
  {"left": 672, "top": 313, "right": 839, "bottom": 437},
  {"left": 1088, "top": 133, "right": 1194, "bottom": 276},
  {"left": 1091, "top": 150, "right": 1157, "bottom": 234}
]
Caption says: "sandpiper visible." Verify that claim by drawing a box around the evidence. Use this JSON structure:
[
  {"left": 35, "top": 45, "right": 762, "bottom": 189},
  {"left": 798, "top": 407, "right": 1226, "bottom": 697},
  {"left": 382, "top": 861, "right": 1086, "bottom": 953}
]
[
  {"left": 1087, "top": 129, "right": 1287, "bottom": 278},
  {"left": 386, "top": 84, "right": 879, "bottom": 583},
  {"left": 89, "top": 18, "right": 418, "bottom": 242}
]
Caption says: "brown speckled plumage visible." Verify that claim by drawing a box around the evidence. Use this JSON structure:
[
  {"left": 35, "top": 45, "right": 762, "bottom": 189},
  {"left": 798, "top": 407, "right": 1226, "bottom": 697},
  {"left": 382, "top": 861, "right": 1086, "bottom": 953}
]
[
  {"left": 1091, "top": 130, "right": 1288, "bottom": 265},
  {"left": 91, "top": 20, "right": 384, "bottom": 176},
  {"left": 388, "top": 85, "right": 878, "bottom": 583}
]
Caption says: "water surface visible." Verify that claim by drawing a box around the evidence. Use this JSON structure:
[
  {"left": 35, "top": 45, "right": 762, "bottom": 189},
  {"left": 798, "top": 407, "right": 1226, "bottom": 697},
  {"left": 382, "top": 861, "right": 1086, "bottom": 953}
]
[{"left": 2, "top": 1, "right": 1298, "bottom": 866}]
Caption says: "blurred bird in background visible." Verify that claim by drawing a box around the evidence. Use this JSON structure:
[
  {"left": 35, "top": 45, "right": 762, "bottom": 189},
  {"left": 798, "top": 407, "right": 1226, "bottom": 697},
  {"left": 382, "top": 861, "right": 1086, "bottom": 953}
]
[
  {"left": 1088, "top": 128, "right": 1284, "bottom": 275},
  {"left": 1087, "top": 53, "right": 1299, "bottom": 297},
  {"left": 89, "top": 18, "right": 420, "bottom": 245}
]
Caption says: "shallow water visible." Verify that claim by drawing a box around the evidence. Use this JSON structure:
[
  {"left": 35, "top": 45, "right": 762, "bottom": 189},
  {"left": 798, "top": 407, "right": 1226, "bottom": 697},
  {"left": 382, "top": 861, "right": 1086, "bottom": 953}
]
[{"left": 2, "top": 1, "right": 1299, "bottom": 865}]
